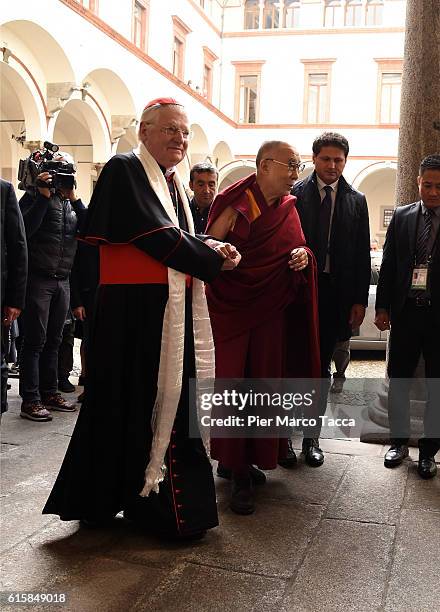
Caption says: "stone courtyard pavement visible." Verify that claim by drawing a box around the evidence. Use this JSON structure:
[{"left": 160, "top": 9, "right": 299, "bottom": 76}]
[{"left": 1, "top": 373, "right": 440, "bottom": 612}]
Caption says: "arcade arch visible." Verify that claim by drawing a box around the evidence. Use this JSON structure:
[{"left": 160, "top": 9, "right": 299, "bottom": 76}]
[
  {"left": 188, "top": 124, "right": 210, "bottom": 166},
  {"left": 218, "top": 159, "right": 255, "bottom": 191},
  {"left": 354, "top": 162, "right": 397, "bottom": 246},
  {"left": 52, "top": 98, "right": 111, "bottom": 201},
  {"left": 212, "top": 141, "right": 234, "bottom": 169}
]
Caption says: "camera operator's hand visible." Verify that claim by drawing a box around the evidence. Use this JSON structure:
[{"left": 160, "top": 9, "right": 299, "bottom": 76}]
[
  {"left": 60, "top": 187, "right": 78, "bottom": 202},
  {"left": 36, "top": 172, "right": 52, "bottom": 198}
]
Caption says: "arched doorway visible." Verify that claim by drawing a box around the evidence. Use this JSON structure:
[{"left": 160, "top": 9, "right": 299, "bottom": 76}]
[{"left": 354, "top": 162, "right": 397, "bottom": 247}]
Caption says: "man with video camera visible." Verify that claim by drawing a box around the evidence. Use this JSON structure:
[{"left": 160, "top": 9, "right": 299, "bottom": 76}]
[{"left": 18, "top": 144, "right": 86, "bottom": 421}]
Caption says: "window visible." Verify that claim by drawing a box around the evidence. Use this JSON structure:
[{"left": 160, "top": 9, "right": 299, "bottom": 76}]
[
  {"left": 375, "top": 59, "right": 403, "bottom": 123},
  {"left": 324, "top": 1, "right": 342, "bottom": 27},
  {"left": 366, "top": 0, "right": 384, "bottom": 25},
  {"left": 171, "top": 16, "right": 191, "bottom": 81},
  {"left": 244, "top": 0, "right": 260, "bottom": 29},
  {"left": 380, "top": 73, "right": 401, "bottom": 123},
  {"left": 284, "top": 0, "right": 300, "bottom": 28},
  {"left": 79, "top": 0, "right": 98, "bottom": 11},
  {"left": 238, "top": 75, "right": 258, "bottom": 123},
  {"left": 233, "top": 61, "right": 264, "bottom": 123},
  {"left": 307, "top": 74, "right": 328, "bottom": 123},
  {"left": 382, "top": 207, "right": 394, "bottom": 229},
  {"left": 345, "top": 0, "right": 363, "bottom": 26},
  {"left": 133, "top": 0, "right": 148, "bottom": 51},
  {"left": 173, "top": 38, "right": 184, "bottom": 78},
  {"left": 203, "top": 47, "right": 218, "bottom": 102},
  {"left": 302, "top": 59, "right": 335, "bottom": 123},
  {"left": 263, "top": 0, "right": 279, "bottom": 29}
]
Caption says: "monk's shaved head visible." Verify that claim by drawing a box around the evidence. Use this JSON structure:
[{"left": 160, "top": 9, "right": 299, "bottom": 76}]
[{"left": 255, "top": 141, "right": 298, "bottom": 170}]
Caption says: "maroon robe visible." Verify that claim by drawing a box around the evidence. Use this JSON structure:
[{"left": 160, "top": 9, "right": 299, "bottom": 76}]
[{"left": 206, "top": 174, "right": 320, "bottom": 470}]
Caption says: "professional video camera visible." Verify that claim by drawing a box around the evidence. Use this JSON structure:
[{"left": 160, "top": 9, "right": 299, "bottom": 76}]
[{"left": 18, "top": 141, "right": 76, "bottom": 191}]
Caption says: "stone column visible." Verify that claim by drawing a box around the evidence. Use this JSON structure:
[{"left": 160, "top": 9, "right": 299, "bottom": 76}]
[
  {"left": 362, "top": 0, "right": 440, "bottom": 444},
  {"left": 395, "top": 0, "right": 440, "bottom": 204}
]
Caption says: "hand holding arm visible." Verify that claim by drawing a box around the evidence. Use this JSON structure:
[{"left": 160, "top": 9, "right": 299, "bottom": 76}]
[
  {"left": 349, "top": 303, "right": 366, "bottom": 328},
  {"left": 374, "top": 309, "right": 390, "bottom": 331},
  {"left": 288, "top": 247, "right": 308, "bottom": 271}
]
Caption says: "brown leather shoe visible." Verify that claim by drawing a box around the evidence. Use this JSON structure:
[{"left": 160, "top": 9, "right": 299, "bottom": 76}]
[
  {"left": 20, "top": 401, "right": 53, "bottom": 422},
  {"left": 42, "top": 393, "right": 76, "bottom": 412}
]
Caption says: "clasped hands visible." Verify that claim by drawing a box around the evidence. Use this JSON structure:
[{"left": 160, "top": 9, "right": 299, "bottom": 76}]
[
  {"left": 289, "top": 247, "right": 308, "bottom": 271},
  {"left": 205, "top": 239, "right": 241, "bottom": 271}
]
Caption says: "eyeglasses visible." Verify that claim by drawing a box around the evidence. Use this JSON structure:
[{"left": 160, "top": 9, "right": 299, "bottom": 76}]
[
  {"left": 264, "top": 158, "right": 305, "bottom": 173},
  {"left": 158, "top": 125, "right": 193, "bottom": 140}
]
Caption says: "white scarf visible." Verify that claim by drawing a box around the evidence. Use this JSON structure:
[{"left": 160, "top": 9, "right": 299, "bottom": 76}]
[{"left": 133, "top": 143, "right": 215, "bottom": 496}]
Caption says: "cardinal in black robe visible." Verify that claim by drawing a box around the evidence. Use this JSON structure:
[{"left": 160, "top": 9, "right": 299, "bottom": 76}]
[{"left": 43, "top": 98, "right": 240, "bottom": 540}]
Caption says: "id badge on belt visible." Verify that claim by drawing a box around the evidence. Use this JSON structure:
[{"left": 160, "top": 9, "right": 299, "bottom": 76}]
[{"left": 411, "top": 264, "right": 429, "bottom": 290}]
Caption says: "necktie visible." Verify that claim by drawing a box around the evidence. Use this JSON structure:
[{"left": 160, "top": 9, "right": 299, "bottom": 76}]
[
  {"left": 416, "top": 208, "right": 434, "bottom": 264},
  {"left": 318, "top": 185, "right": 333, "bottom": 271}
]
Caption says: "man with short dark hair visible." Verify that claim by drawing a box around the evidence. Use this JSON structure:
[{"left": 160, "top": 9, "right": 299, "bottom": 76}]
[
  {"left": 293, "top": 132, "right": 371, "bottom": 466},
  {"left": 189, "top": 162, "right": 218, "bottom": 233},
  {"left": 376, "top": 154, "right": 440, "bottom": 478}
]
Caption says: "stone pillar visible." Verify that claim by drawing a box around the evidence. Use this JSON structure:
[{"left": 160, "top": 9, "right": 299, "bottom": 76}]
[
  {"left": 362, "top": 0, "right": 440, "bottom": 444},
  {"left": 395, "top": 0, "right": 440, "bottom": 204}
]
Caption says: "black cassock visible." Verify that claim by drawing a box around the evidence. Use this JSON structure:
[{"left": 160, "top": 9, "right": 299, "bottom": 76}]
[{"left": 43, "top": 153, "right": 223, "bottom": 537}]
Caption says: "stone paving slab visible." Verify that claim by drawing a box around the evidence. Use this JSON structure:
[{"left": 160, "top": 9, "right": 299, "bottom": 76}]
[
  {"left": 1, "top": 407, "right": 77, "bottom": 447},
  {"left": 0, "top": 484, "right": 57, "bottom": 555},
  {"left": 102, "top": 521, "right": 200, "bottom": 570},
  {"left": 1, "top": 518, "right": 130, "bottom": 593},
  {"left": 186, "top": 499, "right": 324, "bottom": 578},
  {"left": 385, "top": 510, "right": 440, "bottom": 612},
  {"left": 318, "top": 438, "right": 383, "bottom": 457},
  {"left": 1, "top": 433, "right": 69, "bottom": 494},
  {"left": 136, "top": 562, "right": 286, "bottom": 612},
  {"left": 28, "top": 556, "right": 166, "bottom": 612},
  {"left": 282, "top": 519, "right": 395, "bottom": 612},
  {"left": 402, "top": 467, "right": 440, "bottom": 513},
  {"left": 214, "top": 454, "right": 349, "bottom": 507},
  {"left": 326, "top": 456, "right": 408, "bottom": 525}
]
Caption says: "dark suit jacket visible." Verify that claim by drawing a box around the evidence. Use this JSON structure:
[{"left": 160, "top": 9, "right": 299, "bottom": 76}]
[
  {"left": 293, "top": 172, "right": 371, "bottom": 336},
  {"left": 0, "top": 179, "right": 28, "bottom": 310},
  {"left": 375, "top": 201, "right": 440, "bottom": 320}
]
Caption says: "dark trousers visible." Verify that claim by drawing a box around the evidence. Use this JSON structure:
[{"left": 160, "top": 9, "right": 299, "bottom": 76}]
[
  {"left": 58, "top": 321, "right": 75, "bottom": 381},
  {"left": 303, "top": 274, "right": 340, "bottom": 438},
  {"left": 388, "top": 300, "right": 440, "bottom": 457},
  {"left": 19, "top": 276, "right": 70, "bottom": 402},
  {"left": 1, "top": 314, "right": 8, "bottom": 414}
]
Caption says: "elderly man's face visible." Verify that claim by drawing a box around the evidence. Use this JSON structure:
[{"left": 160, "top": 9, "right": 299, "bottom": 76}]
[
  {"left": 264, "top": 144, "right": 301, "bottom": 197},
  {"left": 139, "top": 106, "right": 190, "bottom": 169}
]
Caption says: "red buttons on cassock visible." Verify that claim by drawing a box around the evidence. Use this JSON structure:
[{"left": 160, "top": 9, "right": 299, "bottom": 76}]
[
  {"left": 171, "top": 444, "right": 176, "bottom": 449},
  {"left": 175, "top": 489, "right": 181, "bottom": 494}
]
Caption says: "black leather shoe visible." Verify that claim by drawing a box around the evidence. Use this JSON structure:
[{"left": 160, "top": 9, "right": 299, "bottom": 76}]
[
  {"left": 302, "top": 438, "right": 324, "bottom": 467},
  {"left": 384, "top": 445, "right": 409, "bottom": 468},
  {"left": 58, "top": 379, "right": 75, "bottom": 393},
  {"left": 217, "top": 464, "right": 266, "bottom": 485},
  {"left": 417, "top": 456, "right": 437, "bottom": 479},
  {"left": 278, "top": 438, "right": 297, "bottom": 469},
  {"left": 230, "top": 475, "right": 254, "bottom": 515}
]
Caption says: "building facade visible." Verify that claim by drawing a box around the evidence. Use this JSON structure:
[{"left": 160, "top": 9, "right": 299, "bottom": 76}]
[{"left": 1, "top": 0, "right": 407, "bottom": 244}]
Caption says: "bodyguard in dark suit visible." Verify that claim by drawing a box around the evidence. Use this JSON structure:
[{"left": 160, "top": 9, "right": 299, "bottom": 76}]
[
  {"left": 1, "top": 179, "right": 28, "bottom": 415},
  {"left": 293, "top": 132, "right": 371, "bottom": 466},
  {"left": 375, "top": 154, "right": 440, "bottom": 479}
]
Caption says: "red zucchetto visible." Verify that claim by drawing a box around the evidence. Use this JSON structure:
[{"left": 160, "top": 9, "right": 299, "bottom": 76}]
[{"left": 143, "top": 97, "right": 182, "bottom": 111}]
